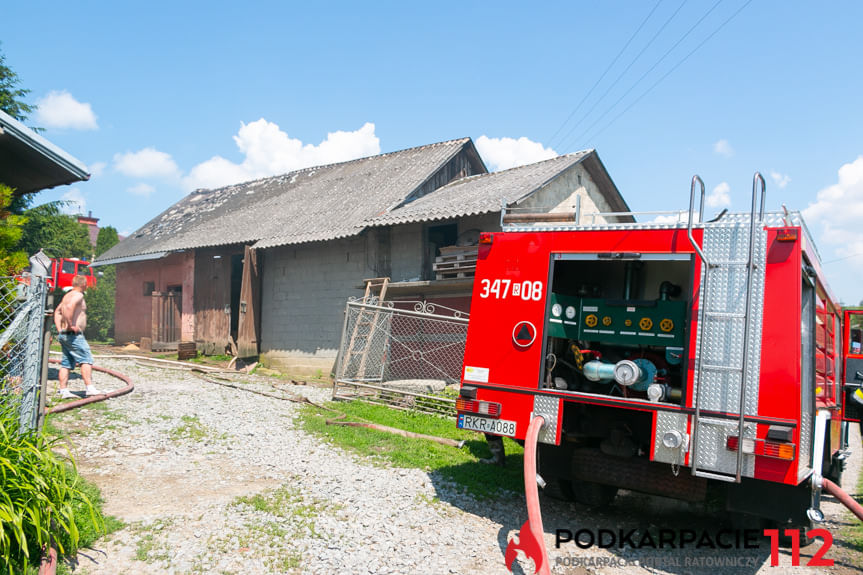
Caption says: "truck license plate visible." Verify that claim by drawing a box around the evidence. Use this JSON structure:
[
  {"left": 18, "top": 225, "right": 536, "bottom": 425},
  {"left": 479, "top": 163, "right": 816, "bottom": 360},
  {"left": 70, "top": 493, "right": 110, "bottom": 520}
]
[{"left": 457, "top": 414, "right": 516, "bottom": 436}]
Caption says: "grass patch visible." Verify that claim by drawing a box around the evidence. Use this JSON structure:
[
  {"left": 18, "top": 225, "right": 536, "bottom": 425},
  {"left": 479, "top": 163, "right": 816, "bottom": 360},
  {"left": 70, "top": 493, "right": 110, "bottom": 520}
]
[
  {"left": 132, "top": 518, "right": 174, "bottom": 564},
  {"left": 168, "top": 415, "right": 210, "bottom": 442},
  {"left": 72, "top": 476, "right": 125, "bottom": 549},
  {"left": 44, "top": 403, "right": 136, "bottom": 438},
  {"left": 188, "top": 354, "right": 232, "bottom": 365},
  {"left": 232, "top": 485, "right": 322, "bottom": 521},
  {"left": 841, "top": 456, "right": 863, "bottom": 556},
  {"left": 297, "top": 400, "right": 524, "bottom": 498}
]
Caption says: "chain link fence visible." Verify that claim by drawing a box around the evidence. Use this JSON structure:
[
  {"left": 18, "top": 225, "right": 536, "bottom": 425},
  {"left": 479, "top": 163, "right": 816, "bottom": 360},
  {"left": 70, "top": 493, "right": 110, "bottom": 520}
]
[
  {"left": 0, "top": 277, "right": 48, "bottom": 432},
  {"left": 333, "top": 299, "right": 469, "bottom": 416}
]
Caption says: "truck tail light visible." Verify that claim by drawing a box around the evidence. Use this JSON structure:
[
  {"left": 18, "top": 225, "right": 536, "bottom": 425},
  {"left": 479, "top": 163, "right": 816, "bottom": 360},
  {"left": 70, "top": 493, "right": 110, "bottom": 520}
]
[
  {"left": 456, "top": 397, "right": 501, "bottom": 418},
  {"left": 726, "top": 436, "right": 795, "bottom": 461},
  {"left": 479, "top": 232, "right": 493, "bottom": 245}
]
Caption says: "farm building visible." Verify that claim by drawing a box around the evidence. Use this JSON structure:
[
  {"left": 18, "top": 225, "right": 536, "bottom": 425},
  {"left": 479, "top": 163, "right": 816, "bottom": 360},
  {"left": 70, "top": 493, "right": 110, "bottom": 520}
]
[{"left": 95, "top": 138, "right": 627, "bottom": 374}]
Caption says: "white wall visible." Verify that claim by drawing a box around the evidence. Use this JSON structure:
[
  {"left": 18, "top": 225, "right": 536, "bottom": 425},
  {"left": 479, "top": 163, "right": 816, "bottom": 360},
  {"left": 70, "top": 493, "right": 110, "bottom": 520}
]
[{"left": 519, "top": 164, "right": 613, "bottom": 223}]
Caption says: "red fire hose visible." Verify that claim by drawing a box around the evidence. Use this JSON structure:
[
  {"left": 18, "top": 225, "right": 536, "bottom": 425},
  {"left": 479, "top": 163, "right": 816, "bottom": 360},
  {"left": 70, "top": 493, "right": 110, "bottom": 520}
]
[
  {"left": 504, "top": 415, "right": 551, "bottom": 575},
  {"left": 822, "top": 477, "right": 863, "bottom": 522},
  {"left": 45, "top": 360, "right": 134, "bottom": 414}
]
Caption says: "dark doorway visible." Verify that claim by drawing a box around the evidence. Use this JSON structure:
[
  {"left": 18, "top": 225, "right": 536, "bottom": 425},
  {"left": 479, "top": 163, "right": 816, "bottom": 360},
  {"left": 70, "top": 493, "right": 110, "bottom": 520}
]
[
  {"left": 424, "top": 223, "right": 457, "bottom": 280},
  {"left": 230, "top": 254, "right": 244, "bottom": 339}
]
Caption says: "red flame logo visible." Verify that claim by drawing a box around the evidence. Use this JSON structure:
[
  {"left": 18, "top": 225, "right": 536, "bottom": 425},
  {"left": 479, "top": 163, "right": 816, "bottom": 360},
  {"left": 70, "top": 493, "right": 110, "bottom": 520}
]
[{"left": 505, "top": 518, "right": 546, "bottom": 574}]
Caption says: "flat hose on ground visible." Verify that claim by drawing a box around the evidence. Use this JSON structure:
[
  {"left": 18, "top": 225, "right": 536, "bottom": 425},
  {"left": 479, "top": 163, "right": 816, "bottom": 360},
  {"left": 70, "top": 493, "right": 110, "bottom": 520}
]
[
  {"left": 822, "top": 477, "right": 863, "bottom": 522},
  {"left": 45, "top": 359, "right": 134, "bottom": 414},
  {"left": 504, "top": 415, "right": 550, "bottom": 575}
]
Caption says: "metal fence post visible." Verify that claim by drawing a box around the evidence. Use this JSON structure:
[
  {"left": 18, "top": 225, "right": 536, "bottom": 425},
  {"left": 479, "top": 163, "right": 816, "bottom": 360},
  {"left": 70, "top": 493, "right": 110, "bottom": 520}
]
[{"left": 20, "top": 279, "right": 47, "bottom": 432}]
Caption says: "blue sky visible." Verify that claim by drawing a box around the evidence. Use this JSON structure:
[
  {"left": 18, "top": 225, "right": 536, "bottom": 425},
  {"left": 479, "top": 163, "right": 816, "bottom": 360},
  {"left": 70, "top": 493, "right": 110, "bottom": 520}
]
[{"left": 4, "top": 1, "right": 863, "bottom": 304}]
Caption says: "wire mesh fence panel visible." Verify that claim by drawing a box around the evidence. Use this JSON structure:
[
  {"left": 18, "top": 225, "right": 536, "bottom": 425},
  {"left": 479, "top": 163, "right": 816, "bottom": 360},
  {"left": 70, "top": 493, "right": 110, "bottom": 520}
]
[
  {"left": 0, "top": 277, "right": 47, "bottom": 432},
  {"left": 333, "top": 299, "right": 469, "bottom": 417}
]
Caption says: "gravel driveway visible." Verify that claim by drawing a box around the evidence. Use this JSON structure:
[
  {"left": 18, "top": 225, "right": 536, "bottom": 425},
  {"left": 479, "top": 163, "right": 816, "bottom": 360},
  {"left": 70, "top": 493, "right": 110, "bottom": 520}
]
[{"left": 48, "top": 357, "right": 862, "bottom": 574}]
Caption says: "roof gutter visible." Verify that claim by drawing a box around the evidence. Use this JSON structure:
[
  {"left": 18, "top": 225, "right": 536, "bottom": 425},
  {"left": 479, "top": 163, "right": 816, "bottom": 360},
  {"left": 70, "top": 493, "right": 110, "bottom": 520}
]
[{"left": 91, "top": 252, "right": 169, "bottom": 267}]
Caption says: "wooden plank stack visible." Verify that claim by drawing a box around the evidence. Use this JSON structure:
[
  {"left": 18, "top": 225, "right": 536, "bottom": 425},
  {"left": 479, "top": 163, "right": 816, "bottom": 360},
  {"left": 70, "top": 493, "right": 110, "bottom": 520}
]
[
  {"left": 434, "top": 245, "right": 478, "bottom": 280},
  {"left": 177, "top": 341, "right": 197, "bottom": 360}
]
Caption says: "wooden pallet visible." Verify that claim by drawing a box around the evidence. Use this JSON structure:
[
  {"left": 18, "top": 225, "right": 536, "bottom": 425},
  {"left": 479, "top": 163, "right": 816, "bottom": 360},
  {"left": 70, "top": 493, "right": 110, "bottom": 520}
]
[
  {"left": 434, "top": 246, "right": 478, "bottom": 280},
  {"left": 438, "top": 245, "right": 479, "bottom": 256},
  {"left": 436, "top": 269, "right": 475, "bottom": 280},
  {"left": 433, "top": 259, "right": 477, "bottom": 272}
]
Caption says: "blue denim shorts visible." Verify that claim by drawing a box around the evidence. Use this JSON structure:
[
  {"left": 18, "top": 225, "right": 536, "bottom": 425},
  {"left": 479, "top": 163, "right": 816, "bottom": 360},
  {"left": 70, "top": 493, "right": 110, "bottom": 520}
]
[{"left": 58, "top": 333, "right": 94, "bottom": 369}]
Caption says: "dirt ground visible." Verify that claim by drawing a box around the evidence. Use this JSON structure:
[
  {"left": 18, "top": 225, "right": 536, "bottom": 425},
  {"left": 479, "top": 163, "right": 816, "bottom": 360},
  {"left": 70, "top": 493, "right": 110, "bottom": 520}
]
[{"left": 47, "top": 351, "right": 863, "bottom": 574}]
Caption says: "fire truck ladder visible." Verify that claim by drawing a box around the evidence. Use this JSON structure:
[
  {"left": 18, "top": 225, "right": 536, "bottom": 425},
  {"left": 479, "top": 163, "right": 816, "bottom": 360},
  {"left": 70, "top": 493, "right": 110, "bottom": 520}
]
[
  {"left": 687, "top": 173, "right": 766, "bottom": 483},
  {"left": 342, "top": 277, "right": 390, "bottom": 380}
]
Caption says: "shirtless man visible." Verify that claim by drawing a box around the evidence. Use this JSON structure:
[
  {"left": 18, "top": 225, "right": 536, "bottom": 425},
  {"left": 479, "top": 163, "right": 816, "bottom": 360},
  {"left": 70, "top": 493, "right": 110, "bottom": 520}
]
[{"left": 54, "top": 275, "right": 102, "bottom": 398}]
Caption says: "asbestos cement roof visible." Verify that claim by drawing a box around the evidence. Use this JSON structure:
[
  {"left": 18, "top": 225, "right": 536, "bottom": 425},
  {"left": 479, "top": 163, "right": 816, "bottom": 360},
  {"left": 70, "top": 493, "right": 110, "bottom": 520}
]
[
  {"left": 96, "top": 138, "right": 477, "bottom": 264},
  {"left": 364, "top": 150, "right": 624, "bottom": 227}
]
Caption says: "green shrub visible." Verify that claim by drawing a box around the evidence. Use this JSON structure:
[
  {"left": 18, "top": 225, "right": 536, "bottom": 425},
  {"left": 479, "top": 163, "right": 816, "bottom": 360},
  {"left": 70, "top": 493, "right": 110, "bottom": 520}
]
[{"left": 0, "top": 405, "right": 101, "bottom": 574}]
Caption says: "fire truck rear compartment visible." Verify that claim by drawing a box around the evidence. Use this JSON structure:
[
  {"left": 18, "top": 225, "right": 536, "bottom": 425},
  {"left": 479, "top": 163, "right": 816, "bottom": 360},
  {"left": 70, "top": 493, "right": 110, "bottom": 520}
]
[{"left": 542, "top": 256, "right": 691, "bottom": 405}]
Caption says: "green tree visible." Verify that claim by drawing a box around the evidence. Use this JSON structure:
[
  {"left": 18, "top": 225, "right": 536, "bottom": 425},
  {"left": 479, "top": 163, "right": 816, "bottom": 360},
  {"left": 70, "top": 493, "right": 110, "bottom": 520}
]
[
  {"left": 17, "top": 203, "right": 92, "bottom": 260},
  {"left": 86, "top": 226, "right": 120, "bottom": 341},
  {"left": 0, "top": 44, "right": 35, "bottom": 123},
  {"left": 0, "top": 184, "right": 28, "bottom": 274},
  {"left": 95, "top": 226, "right": 119, "bottom": 257}
]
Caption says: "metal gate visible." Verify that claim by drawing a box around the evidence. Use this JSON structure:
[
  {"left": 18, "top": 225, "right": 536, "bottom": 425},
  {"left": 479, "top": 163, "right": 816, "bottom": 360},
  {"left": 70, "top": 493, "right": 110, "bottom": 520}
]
[
  {"left": 0, "top": 277, "right": 48, "bottom": 432},
  {"left": 333, "top": 298, "right": 469, "bottom": 416}
]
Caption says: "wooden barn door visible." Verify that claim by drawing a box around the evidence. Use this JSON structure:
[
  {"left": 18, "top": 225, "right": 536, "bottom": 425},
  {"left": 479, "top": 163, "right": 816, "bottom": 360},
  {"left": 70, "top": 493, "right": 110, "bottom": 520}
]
[{"left": 237, "top": 245, "right": 262, "bottom": 358}]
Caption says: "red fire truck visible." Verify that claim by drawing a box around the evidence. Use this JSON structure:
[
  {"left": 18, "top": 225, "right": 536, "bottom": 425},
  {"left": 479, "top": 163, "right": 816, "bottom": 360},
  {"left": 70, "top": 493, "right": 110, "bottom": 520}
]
[
  {"left": 46, "top": 257, "right": 98, "bottom": 291},
  {"left": 457, "top": 173, "right": 860, "bottom": 533}
]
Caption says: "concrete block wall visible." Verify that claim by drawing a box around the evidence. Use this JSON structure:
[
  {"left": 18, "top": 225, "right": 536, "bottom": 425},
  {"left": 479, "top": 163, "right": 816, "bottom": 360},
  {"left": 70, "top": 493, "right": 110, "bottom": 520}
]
[
  {"left": 390, "top": 223, "right": 424, "bottom": 282},
  {"left": 259, "top": 235, "right": 372, "bottom": 374}
]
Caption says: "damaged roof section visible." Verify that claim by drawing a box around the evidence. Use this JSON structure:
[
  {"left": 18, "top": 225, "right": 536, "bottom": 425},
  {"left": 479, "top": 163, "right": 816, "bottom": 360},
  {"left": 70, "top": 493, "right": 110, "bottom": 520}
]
[
  {"left": 364, "top": 150, "right": 626, "bottom": 227},
  {"left": 0, "top": 109, "right": 90, "bottom": 194},
  {"left": 97, "top": 137, "right": 485, "bottom": 265}
]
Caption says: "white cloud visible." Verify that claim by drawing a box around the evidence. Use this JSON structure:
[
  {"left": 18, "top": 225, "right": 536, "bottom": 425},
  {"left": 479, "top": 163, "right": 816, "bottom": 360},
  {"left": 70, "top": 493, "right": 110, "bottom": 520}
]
[
  {"left": 127, "top": 183, "right": 156, "bottom": 197},
  {"left": 35, "top": 90, "right": 98, "bottom": 130},
  {"left": 803, "top": 157, "right": 863, "bottom": 224},
  {"left": 706, "top": 182, "right": 731, "bottom": 207},
  {"left": 88, "top": 161, "right": 107, "bottom": 178},
  {"left": 803, "top": 156, "right": 863, "bottom": 302},
  {"left": 770, "top": 171, "right": 791, "bottom": 189},
  {"left": 713, "top": 139, "right": 734, "bottom": 158},
  {"left": 114, "top": 148, "right": 181, "bottom": 179},
  {"left": 182, "top": 120, "right": 381, "bottom": 191},
  {"left": 59, "top": 188, "right": 86, "bottom": 214},
  {"left": 475, "top": 136, "right": 557, "bottom": 172}
]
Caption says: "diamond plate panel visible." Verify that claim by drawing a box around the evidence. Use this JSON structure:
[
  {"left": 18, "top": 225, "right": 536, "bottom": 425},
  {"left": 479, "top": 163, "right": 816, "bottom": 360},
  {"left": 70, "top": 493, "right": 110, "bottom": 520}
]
[
  {"left": 701, "top": 316, "right": 745, "bottom": 365},
  {"left": 694, "top": 417, "right": 756, "bottom": 477},
  {"left": 653, "top": 411, "right": 690, "bottom": 464},
  {"left": 698, "top": 371, "right": 743, "bottom": 412},
  {"left": 798, "top": 411, "right": 812, "bottom": 482},
  {"left": 692, "top": 222, "right": 766, "bottom": 417},
  {"left": 533, "top": 395, "right": 560, "bottom": 445}
]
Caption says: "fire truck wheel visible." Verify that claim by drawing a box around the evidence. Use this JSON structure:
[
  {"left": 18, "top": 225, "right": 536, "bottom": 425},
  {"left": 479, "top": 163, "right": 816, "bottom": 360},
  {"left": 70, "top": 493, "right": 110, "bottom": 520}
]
[
  {"left": 765, "top": 519, "right": 815, "bottom": 548},
  {"left": 570, "top": 479, "right": 618, "bottom": 507},
  {"left": 541, "top": 479, "right": 576, "bottom": 502}
]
